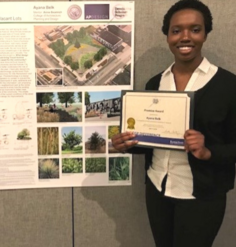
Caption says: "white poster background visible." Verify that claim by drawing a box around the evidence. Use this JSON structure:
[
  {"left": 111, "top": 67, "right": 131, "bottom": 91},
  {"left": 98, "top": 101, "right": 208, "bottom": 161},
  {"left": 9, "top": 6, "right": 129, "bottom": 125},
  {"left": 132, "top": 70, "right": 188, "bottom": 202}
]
[{"left": 0, "top": 1, "right": 134, "bottom": 189}]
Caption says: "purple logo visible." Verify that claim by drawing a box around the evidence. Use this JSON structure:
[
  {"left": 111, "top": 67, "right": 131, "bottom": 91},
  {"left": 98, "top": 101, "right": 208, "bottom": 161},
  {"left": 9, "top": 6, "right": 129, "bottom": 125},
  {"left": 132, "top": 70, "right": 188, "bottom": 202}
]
[
  {"left": 85, "top": 4, "right": 109, "bottom": 20},
  {"left": 67, "top": 5, "right": 82, "bottom": 20}
]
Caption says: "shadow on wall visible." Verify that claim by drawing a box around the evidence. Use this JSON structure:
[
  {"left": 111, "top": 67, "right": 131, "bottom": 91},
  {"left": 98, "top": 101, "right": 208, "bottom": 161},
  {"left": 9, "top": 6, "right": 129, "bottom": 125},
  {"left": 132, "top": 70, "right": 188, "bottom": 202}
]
[
  {"left": 212, "top": 189, "right": 236, "bottom": 247},
  {"left": 202, "top": 46, "right": 236, "bottom": 74},
  {"left": 77, "top": 156, "right": 154, "bottom": 247},
  {"left": 133, "top": 46, "right": 173, "bottom": 90}
]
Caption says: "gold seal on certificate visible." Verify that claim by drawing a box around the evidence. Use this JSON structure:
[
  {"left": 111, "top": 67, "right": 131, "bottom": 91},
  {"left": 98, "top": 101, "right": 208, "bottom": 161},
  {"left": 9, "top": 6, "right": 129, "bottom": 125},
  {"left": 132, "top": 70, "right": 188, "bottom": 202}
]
[
  {"left": 127, "top": 117, "right": 135, "bottom": 129},
  {"left": 120, "top": 90, "right": 194, "bottom": 150}
]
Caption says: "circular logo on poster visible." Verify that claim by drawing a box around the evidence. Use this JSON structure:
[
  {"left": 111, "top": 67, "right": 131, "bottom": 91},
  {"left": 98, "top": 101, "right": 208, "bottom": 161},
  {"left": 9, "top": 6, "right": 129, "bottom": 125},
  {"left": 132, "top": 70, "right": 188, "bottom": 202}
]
[{"left": 67, "top": 5, "right": 82, "bottom": 20}]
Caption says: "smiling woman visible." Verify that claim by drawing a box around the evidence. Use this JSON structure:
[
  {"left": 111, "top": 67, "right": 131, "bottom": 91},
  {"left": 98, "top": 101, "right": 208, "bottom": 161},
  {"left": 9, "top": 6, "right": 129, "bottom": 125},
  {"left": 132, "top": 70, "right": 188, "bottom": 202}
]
[
  {"left": 167, "top": 8, "right": 208, "bottom": 91},
  {"left": 167, "top": 9, "right": 206, "bottom": 63},
  {"left": 111, "top": 0, "right": 236, "bottom": 247}
]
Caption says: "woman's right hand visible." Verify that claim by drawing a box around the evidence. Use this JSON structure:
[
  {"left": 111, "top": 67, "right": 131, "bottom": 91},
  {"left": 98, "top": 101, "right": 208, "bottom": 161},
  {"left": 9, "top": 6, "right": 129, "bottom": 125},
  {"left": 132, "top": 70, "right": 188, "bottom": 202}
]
[{"left": 111, "top": 132, "right": 138, "bottom": 153}]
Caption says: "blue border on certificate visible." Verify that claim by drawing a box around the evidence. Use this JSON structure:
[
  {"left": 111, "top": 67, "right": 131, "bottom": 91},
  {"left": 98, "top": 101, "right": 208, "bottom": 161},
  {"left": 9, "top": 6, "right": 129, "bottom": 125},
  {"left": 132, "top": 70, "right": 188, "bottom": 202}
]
[{"left": 133, "top": 134, "right": 184, "bottom": 146}]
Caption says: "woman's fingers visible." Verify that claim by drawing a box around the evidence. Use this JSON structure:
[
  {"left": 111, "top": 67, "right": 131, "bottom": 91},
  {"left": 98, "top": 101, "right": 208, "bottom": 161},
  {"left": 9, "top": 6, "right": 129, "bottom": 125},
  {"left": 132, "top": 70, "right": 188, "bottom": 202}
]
[
  {"left": 184, "top": 129, "right": 211, "bottom": 160},
  {"left": 111, "top": 132, "right": 138, "bottom": 152}
]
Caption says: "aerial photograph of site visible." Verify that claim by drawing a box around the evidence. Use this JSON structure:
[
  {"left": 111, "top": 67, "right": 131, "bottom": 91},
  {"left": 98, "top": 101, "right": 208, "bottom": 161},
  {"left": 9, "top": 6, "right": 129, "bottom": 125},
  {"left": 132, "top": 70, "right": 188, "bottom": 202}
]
[
  {"left": 34, "top": 24, "right": 132, "bottom": 86},
  {"left": 36, "top": 68, "right": 63, "bottom": 86}
]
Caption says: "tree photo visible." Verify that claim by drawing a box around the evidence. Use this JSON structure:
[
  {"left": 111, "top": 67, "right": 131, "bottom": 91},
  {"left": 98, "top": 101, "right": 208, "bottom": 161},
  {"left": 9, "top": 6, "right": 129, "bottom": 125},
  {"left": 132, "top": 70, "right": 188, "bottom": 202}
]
[
  {"left": 17, "top": 128, "right": 32, "bottom": 140},
  {"left": 36, "top": 92, "right": 82, "bottom": 122},
  {"left": 61, "top": 127, "right": 83, "bottom": 154},
  {"left": 85, "top": 126, "right": 106, "bottom": 154},
  {"left": 57, "top": 92, "right": 75, "bottom": 108}
]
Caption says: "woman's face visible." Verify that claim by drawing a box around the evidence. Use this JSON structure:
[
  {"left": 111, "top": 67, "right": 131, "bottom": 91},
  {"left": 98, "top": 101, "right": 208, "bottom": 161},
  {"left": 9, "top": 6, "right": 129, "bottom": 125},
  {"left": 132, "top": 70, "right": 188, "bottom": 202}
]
[{"left": 167, "top": 9, "right": 207, "bottom": 64}]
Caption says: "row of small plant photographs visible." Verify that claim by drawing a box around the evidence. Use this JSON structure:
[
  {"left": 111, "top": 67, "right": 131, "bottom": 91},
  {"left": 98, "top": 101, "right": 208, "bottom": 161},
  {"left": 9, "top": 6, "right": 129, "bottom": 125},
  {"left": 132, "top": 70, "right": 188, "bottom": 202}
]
[
  {"left": 37, "top": 125, "right": 120, "bottom": 156},
  {"left": 36, "top": 91, "right": 121, "bottom": 123},
  {"left": 38, "top": 156, "right": 130, "bottom": 181}
]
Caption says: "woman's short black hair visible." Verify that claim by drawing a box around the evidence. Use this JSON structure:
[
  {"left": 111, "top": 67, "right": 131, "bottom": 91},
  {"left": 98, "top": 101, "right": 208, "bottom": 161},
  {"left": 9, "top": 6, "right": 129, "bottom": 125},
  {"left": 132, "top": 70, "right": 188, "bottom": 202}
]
[{"left": 162, "top": 0, "right": 213, "bottom": 35}]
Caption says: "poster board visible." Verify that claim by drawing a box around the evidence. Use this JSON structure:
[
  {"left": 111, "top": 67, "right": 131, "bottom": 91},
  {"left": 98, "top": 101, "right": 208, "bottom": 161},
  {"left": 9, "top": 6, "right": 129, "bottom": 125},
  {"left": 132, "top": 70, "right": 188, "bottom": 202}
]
[{"left": 0, "top": 1, "right": 134, "bottom": 189}]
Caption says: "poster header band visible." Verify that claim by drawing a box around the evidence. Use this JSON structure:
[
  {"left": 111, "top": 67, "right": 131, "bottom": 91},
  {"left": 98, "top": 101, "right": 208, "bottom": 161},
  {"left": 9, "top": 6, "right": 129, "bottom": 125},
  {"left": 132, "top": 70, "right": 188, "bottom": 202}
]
[{"left": 0, "top": 2, "right": 134, "bottom": 23}]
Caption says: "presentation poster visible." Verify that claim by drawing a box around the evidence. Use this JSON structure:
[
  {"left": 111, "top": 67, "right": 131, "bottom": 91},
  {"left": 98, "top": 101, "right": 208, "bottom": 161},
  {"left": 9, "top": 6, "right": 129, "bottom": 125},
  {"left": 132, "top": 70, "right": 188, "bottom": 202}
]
[{"left": 0, "top": 1, "right": 134, "bottom": 189}]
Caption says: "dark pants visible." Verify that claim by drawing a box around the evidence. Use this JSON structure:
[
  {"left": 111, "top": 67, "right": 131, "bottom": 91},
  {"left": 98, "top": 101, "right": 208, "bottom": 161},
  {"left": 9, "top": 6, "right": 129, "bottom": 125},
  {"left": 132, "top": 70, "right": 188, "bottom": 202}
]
[{"left": 145, "top": 177, "right": 226, "bottom": 247}]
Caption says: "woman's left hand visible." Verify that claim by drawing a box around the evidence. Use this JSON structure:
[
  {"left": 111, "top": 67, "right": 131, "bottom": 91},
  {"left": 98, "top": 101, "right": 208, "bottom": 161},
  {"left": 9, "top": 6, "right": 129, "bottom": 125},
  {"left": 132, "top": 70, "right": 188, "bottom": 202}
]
[{"left": 184, "top": 129, "right": 211, "bottom": 160}]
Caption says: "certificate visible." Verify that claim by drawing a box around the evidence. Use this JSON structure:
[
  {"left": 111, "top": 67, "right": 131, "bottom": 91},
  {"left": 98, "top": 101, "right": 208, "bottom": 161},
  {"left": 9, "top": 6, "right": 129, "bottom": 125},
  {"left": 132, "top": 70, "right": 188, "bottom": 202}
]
[{"left": 120, "top": 90, "right": 194, "bottom": 150}]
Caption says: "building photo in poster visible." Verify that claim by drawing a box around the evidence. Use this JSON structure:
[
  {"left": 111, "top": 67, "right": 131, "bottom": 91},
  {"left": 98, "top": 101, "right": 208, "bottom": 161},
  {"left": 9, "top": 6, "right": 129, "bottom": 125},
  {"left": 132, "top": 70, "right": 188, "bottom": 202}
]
[{"left": 85, "top": 91, "right": 121, "bottom": 122}]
